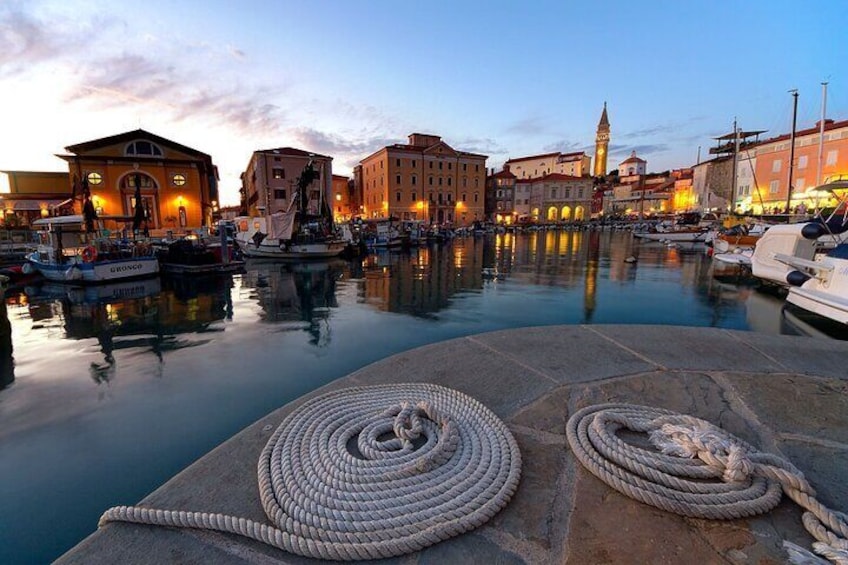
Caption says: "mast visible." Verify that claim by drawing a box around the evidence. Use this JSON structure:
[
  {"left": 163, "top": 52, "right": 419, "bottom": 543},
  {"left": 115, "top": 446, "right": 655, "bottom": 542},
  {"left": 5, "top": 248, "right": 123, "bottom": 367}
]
[
  {"left": 786, "top": 89, "right": 799, "bottom": 214},
  {"left": 730, "top": 118, "right": 739, "bottom": 214},
  {"left": 816, "top": 82, "right": 828, "bottom": 186}
]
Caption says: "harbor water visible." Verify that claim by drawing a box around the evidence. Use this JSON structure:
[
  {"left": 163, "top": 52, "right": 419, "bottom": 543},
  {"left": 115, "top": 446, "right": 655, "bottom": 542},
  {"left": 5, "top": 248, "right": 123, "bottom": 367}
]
[{"left": 1, "top": 230, "right": 846, "bottom": 564}]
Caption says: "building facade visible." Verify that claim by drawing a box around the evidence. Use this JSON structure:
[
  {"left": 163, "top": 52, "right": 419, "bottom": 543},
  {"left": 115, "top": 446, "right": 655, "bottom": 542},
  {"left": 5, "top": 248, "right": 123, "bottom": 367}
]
[
  {"left": 593, "top": 103, "right": 611, "bottom": 177},
  {"left": 240, "top": 147, "right": 332, "bottom": 218},
  {"left": 331, "top": 174, "right": 355, "bottom": 222},
  {"left": 744, "top": 118, "right": 848, "bottom": 214},
  {"left": 490, "top": 166, "right": 517, "bottom": 224},
  {"left": 57, "top": 129, "right": 219, "bottom": 230},
  {"left": 357, "top": 133, "right": 487, "bottom": 226},
  {"left": 618, "top": 151, "right": 647, "bottom": 177},
  {"left": 0, "top": 171, "right": 72, "bottom": 226},
  {"left": 505, "top": 151, "right": 591, "bottom": 180}
]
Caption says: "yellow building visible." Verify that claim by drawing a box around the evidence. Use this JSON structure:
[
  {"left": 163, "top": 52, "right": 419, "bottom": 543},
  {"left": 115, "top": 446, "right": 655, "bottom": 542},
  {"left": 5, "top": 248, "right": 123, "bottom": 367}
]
[
  {"left": 57, "top": 129, "right": 219, "bottom": 231},
  {"left": 357, "top": 133, "right": 487, "bottom": 226},
  {"left": 331, "top": 174, "right": 354, "bottom": 222}
]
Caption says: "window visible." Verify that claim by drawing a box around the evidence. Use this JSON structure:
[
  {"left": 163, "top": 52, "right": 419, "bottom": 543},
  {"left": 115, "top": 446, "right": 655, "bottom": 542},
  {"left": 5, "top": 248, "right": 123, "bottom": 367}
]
[
  {"left": 438, "top": 177, "right": 443, "bottom": 186},
  {"left": 172, "top": 173, "right": 186, "bottom": 186},
  {"left": 429, "top": 161, "right": 433, "bottom": 169},
  {"left": 796, "top": 178, "right": 805, "bottom": 190},
  {"left": 462, "top": 193, "right": 467, "bottom": 202},
  {"left": 438, "top": 162, "right": 443, "bottom": 170},
  {"left": 474, "top": 193, "right": 479, "bottom": 203},
  {"left": 447, "top": 178, "right": 452, "bottom": 186},
  {"left": 551, "top": 189, "right": 557, "bottom": 199},
  {"left": 497, "top": 189, "right": 504, "bottom": 198},
  {"left": 475, "top": 165, "right": 479, "bottom": 172},
  {"left": 578, "top": 188, "right": 584, "bottom": 198},
  {"left": 429, "top": 192, "right": 435, "bottom": 202},
  {"left": 274, "top": 189, "right": 287, "bottom": 199},
  {"left": 411, "top": 160, "right": 416, "bottom": 167},
  {"left": 827, "top": 150, "right": 838, "bottom": 166},
  {"left": 769, "top": 180, "right": 779, "bottom": 194},
  {"left": 463, "top": 177, "right": 467, "bottom": 187},
  {"left": 412, "top": 192, "right": 417, "bottom": 201},
  {"left": 396, "top": 175, "right": 401, "bottom": 185},
  {"left": 448, "top": 163, "right": 452, "bottom": 170},
  {"left": 411, "top": 175, "right": 417, "bottom": 185},
  {"left": 87, "top": 172, "right": 103, "bottom": 185},
  {"left": 447, "top": 194, "right": 452, "bottom": 203},
  {"left": 396, "top": 159, "right": 401, "bottom": 167},
  {"left": 565, "top": 188, "right": 570, "bottom": 198},
  {"left": 273, "top": 168, "right": 284, "bottom": 179},
  {"left": 463, "top": 163, "right": 467, "bottom": 172},
  {"left": 772, "top": 159, "right": 781, "bottom": 173},
  {"left": 125, "top": 140, "right": 163, "bottom": 157},
  {"left": 429, "top": 176, "right": 433, "bottom": 186},
  {"left": 396, "top": 191, "right": 401, "bottom": 202},
  {"left": 474, "top": 178, "right": 479, "bottom": 187},
  {"left": 438, "top": 193, "right": 443, "bottom": 204},
  {"left": 798, "top": 155, "right": 808, "bottom": 169}
]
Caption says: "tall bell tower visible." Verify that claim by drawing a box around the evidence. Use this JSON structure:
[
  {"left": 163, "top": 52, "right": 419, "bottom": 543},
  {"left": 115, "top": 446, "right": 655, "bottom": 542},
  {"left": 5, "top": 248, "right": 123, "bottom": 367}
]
[{"left": 593, "top": 102, "right": 610, "bottom": 177}]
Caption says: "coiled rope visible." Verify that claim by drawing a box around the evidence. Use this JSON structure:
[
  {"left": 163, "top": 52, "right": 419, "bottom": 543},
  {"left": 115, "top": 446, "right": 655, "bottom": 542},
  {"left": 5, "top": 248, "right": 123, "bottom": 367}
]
[
  {"left": 99, "top": 384, "right": 522, "bottom": 561},
  {"left": 566, "top": 403, "right": 848, "bottom": 564}
]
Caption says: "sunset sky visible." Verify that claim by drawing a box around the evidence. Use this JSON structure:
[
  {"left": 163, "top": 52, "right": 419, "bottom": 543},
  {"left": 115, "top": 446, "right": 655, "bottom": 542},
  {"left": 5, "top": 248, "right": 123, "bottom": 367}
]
[{"left": 1, "top": 0, "right": 846, "bottom": 205}]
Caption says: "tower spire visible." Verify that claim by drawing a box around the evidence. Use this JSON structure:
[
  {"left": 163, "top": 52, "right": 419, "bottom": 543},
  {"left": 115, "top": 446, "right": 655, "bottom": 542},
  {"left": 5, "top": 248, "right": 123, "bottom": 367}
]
[{"left": 594, "top": 102, "right": 611, "bottom": 177}]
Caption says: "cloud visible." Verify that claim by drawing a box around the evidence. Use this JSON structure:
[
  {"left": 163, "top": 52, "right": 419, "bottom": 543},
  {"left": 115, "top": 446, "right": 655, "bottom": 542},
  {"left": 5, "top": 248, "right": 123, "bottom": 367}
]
[
  {"left": 290, "top": 128, "right": 401, "bottom": 157},
  {"left": 542, "top": 139, "right": 587, "bottom": 153},
  {"left": 504, "top": 116, "right": 550, "bottom": 136},
  {"left": 454, "top": 137, "right": 507, "bottom": 156},
  {"left": 608, "top": 143, "right": 669, "bottom": 156},
  {"left": 0, "top": 7, "right": 91, "bottom": 75}
]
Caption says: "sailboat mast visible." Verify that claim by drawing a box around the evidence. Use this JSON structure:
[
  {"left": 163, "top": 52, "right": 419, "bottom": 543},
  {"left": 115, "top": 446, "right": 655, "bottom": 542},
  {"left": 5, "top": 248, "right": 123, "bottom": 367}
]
[
  {"left": 786, "top": 89, "right": 799, "bottom": 214},
  {"left": 817, "top": 82, "right": 828, "bottom": 186}
]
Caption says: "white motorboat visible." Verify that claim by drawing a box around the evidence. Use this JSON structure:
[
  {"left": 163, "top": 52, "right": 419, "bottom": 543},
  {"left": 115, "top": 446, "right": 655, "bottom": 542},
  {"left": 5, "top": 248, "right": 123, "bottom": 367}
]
[
  {"left": 783, "top": 244, "right": 848, "bottom": 324},
  {"left": 25, "top": 215, "right": 159, "bottom": 283},
  {"left": 634, "top": 229, "right": 711, "bottom": 243}
]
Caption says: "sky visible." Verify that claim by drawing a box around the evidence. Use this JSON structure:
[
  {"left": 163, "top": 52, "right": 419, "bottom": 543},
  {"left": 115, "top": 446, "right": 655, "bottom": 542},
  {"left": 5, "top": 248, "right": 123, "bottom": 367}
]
[{"left": 1, "top": 0, "right": 846, "bottom": 206}]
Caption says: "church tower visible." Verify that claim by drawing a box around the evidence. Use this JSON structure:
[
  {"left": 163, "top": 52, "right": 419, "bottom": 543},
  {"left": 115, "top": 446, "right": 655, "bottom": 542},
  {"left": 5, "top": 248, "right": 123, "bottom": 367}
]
[{"left": 593, "top": 102, "right": 610, "bottom": 177}]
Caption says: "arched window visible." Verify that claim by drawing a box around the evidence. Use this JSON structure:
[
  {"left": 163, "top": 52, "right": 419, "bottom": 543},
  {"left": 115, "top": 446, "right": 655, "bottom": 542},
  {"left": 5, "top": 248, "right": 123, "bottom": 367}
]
[
  {"left": 121, "top": 173, "right": 156, "bottom": 189},
  {"left": 125, "top": 140, "right": 163, "bottom": 157},
  {"left": 561, "top": 206, "right": 572, "bottom": 221},
  {"left": 396, "top": 191, "right": 401, "bottom": 202},
  {"left": 547, "top": 207, "right": 558, "bottom": 221},
  {"left": 575, "top": 206, "right": 585, "bottom": 221}
]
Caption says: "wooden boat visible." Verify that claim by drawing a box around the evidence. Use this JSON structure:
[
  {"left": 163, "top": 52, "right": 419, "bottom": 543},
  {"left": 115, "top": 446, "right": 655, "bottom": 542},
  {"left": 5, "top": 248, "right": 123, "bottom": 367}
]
[{"left": 25, "top": 215, "right": 159, "bottom": 284}]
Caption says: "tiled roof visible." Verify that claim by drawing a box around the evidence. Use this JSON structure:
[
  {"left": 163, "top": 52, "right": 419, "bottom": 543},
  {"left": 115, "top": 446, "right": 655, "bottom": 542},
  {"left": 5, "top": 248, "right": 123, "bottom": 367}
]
[
  {"left": 258, "top": 147, "right": 332, "bottom": 159},
  {"left": 505, "top": 151, "right": 561, "bottom": 164}
]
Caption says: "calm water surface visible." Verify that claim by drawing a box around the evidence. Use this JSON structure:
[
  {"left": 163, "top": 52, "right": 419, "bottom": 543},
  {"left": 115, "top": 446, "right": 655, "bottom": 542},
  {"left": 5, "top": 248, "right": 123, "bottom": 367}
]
[{"left": 1, "top": 231, "right": 844, "bottom": 563}]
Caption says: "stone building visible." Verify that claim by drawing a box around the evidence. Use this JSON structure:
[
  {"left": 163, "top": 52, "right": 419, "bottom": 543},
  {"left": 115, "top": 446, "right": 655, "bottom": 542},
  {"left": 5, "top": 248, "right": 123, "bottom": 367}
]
[
  {"left": 240, "top": 147, "right": 332, "bottom": 218},
  {"left": 504, "top": 151, "right": 591, "bottom": 180},
  {"left": 357, "top": 133, "right": 487, "bottom": 226}
]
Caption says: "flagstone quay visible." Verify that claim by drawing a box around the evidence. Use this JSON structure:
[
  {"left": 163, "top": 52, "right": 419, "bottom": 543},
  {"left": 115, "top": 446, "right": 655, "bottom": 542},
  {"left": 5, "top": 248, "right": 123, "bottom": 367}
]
[{"left": 58, "top": 325, "right": 847, "bottom": 564}]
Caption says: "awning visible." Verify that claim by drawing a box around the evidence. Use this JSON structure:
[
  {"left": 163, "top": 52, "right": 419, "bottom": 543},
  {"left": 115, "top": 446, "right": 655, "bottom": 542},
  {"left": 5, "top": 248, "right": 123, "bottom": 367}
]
[{"left": 9, "top": 199, "right": 66, "bottom": 211}]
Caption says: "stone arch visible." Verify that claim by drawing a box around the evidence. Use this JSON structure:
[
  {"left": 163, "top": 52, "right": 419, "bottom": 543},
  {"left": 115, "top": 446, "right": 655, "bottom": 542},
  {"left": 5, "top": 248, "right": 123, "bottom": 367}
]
[
  {"left": 560, "top": 206, "right": 572, "bottom": 221},
  {"left": 575, "top": 206, "right": 585, "bottom": 221},
  {"left": 547, "top": 206, "right": 558, "bottom": 221}
]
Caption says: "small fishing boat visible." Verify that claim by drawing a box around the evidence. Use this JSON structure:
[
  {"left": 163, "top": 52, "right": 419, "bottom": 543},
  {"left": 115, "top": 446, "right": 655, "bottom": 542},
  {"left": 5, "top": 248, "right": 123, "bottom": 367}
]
[{"left": 25, "top": 215, "right": 159, "bottom": 283}]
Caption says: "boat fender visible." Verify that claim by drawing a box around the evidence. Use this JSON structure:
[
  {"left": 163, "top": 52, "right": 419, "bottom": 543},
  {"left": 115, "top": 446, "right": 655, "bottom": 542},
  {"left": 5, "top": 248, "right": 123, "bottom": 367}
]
[
  {"left": 21, "top": 262, "right": 34, "bottom": 275},
  {"left": 82, "top": 246, "right": 98, "bottom": 263},
  {"left": 800, "top": 222, "right": 826, "bottom": 240},
  {"left": 786, "top": 270, "right": 810, "bottom": 287}
]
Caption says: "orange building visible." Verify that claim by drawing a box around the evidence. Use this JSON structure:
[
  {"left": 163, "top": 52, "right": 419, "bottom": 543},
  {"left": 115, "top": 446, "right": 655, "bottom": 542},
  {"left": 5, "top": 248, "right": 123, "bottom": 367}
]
[
  {"left": 57, "top": 129, "right": 219, "bottom": 231},
  {"left": 742, "top": 118, "right": 848, "bottom": 213},
  {"left": 0, "top": 170, "right": 72, "bottom": 226},
  {"left": 331, "top": 174, "right": 355, "bottom": 222},
  {"left": 357, "top": 133, "right": 487, "bottom": 226}
]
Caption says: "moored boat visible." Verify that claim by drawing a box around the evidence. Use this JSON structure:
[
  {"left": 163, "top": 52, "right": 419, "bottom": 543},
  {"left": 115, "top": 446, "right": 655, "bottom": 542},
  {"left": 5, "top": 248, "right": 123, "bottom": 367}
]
[{"left": 25, "top": 215, "right": 159, "bottom": 284}]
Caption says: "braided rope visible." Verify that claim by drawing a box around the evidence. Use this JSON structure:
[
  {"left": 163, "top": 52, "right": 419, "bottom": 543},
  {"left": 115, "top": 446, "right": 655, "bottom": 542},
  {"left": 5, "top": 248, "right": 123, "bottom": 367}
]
[
  {"left": 566, "top": 403, "right": 848, "bottom": 564},
  {"left": 99, "top": 384, "right": 522, "bottom": 561}
]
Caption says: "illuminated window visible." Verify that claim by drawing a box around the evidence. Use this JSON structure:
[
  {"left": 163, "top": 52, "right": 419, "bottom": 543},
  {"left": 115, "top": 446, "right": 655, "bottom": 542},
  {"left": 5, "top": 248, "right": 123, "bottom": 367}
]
[
  {"left": 172, "top": 173, "right": 186, "bottom": 186},
  {"left": 87, "top": 172, "right": 102, "bottom": 185},
  {"left": 273, "top": 168, "right": 285, "bottom": 179}
]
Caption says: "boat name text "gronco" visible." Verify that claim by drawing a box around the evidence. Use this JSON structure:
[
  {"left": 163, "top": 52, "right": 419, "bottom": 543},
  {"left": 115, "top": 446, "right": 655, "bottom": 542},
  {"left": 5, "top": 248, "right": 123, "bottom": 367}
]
[{"left": 109, "top": 264, "right": 145, "bottom": 273}]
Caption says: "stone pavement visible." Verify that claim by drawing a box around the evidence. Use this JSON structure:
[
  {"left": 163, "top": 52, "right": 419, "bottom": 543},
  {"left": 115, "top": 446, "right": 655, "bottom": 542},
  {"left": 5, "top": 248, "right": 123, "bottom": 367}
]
[{"left": 58, "top": 325, "right": 848, "bottom": 564}]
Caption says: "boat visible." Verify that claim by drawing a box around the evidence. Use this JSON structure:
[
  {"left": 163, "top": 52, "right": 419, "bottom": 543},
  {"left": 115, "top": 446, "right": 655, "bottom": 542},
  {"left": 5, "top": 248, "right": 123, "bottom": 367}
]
[
  {"left": 633, "top": 214, "right": 712, "bottom": 243},
  {"left": 234, "top": 161, "right": 347, "bottom": 260},
  {"left": 749, "top": 181, "right": 848, "bottom": 287},
  {"left": 781, "top": 243, "right": 848, "bottom": 324},
  {"left": 711, "top": 222, "right": 770, "bottom": 253},
  {"left": 157, "top": 236, "right": 245, "bottom": 275},
  {"left": 361, "top": 218, "right": 409, "bottom": 250},
  {"left": 25, "top": 215, "right": 159, "bottom": 283}
]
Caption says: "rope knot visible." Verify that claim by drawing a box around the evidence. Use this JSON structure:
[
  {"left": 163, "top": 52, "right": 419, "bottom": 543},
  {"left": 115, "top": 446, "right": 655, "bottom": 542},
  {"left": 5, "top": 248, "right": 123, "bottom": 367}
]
[
  {"left": 392, "top": 401, "right": 424, "bottom": 441},
  {"left": 650, "top": 422, "right": 752, "bottom": 482}
]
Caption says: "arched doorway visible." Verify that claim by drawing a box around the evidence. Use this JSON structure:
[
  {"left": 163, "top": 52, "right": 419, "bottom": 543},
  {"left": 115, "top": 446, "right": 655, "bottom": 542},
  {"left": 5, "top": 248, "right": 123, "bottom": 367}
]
[
  {"left": 547, "top": 206, "right": 557, "bottom": 221},
  {"left": 560, "top": 206, "right": 572, "bottom": 221},
  {"left": 120, "top": 173, "right": 160, "bottom": 228},
  {"left": 575, "top": 206, "right": 585, "bottom": 221}
]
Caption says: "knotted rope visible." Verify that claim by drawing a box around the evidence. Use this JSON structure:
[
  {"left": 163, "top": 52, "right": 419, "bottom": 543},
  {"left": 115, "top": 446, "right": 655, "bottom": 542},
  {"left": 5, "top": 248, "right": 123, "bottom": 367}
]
[
  {"left": 566, "top": 403, "right": 848, "bottom": 564},
  {"left": 99, "top": 384, "right": 522, "bottom": 561}
]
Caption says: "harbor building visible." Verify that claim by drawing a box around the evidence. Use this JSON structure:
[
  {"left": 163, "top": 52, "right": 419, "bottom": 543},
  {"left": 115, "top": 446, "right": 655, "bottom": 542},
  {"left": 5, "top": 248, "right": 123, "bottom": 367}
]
[
  {"left": 57, "top": 129, "right": 219, "bottom": 230},
  {"left": 240, "top": 147, "right": 333, "bottom": 218},
  {"left": 331, "top": 174, "right": 355, "bottom": 222},
  {"left": 744, "top": 118, "right": 848, "bottom": 214},
  {"left": 0, "top": 170, "right": 72, "bottom": 226},
  {"left": 594, "top": 102, "right": 611, "bottom": 176},
  {"left": 357, "top": 133, "right": 487, "bottom": 226},
  {"left": 489, "top": 166, "right": 517, "bottom": 224},
  {"left": 504, "top": 151, "right": 591, "bottom": 180},
  {"left": 507, "top": 173, "right": 593, "bottom": 223}
]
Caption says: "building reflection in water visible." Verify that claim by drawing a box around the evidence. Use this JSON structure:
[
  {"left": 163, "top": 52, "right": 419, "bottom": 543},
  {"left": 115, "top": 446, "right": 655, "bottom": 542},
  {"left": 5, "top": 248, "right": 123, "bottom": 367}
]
[
  {"left": 359, "top": 238, "right": 485, "bottom": 318},
  {"left": 240, "top": 261, "right": 342, "bottom": 347},
  {"left": 21, "top": 275, "right": 234, "bottom": 383}
]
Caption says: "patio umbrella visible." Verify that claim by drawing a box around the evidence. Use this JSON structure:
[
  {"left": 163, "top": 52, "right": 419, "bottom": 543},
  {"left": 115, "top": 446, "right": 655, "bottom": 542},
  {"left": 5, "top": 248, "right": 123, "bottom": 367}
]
[
  {"left": 82, "top": 176, "right": 98, "bottom": 233},
  {"left": 132, "top": 173, "right": 145, "bottom": 233}
]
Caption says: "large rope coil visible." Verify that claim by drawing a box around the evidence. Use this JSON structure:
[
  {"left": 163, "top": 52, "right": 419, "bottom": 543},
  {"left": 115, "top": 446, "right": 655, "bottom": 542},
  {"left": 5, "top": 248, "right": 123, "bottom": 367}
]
[
  {"left": 100, "top": 384, "right": 522, "bottom": 561},
  {"left": 566, "top": 403, "right": 848, "bottom": 564}
]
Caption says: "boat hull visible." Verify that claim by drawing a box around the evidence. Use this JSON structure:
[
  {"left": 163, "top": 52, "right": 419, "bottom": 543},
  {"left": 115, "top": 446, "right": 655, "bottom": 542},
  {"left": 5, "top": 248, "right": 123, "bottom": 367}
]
[
  {"left": 786, "top": 287, "right": 848, "bottom": 324},
  {"left": 634, "top": 231, "right": 709, "bottom": 242},
  {"left": 26, "top": 254, "right": 160, "bottom": 283},
  {"left": 238, "top": 238, "right": 346, "bottom": 260}
]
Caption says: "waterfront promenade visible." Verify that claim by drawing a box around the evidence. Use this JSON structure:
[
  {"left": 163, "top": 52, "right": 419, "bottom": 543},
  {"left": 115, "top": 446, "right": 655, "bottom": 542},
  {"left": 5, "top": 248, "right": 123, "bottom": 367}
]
[{"left": 59, "top": 325, "right": 847, "bottom": 564}]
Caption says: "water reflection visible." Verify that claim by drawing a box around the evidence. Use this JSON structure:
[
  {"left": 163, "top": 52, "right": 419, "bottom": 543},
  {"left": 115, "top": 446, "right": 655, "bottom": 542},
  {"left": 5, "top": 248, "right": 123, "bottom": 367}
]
[
  {"left": 241, "top": 260, "right": 343, "bottom": 347},
  {"left": 19, "top": 275, "right": 234, "bottom": 382}
]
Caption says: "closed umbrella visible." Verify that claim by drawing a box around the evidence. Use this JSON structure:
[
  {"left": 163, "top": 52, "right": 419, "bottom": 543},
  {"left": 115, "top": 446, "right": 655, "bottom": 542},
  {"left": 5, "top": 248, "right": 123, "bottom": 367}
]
[
  {"left": 132, "top": 174, "right": 145, "bottom": 233},
  {"left": 81, "top": 176, "right": 98, "bottom": 233}
]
